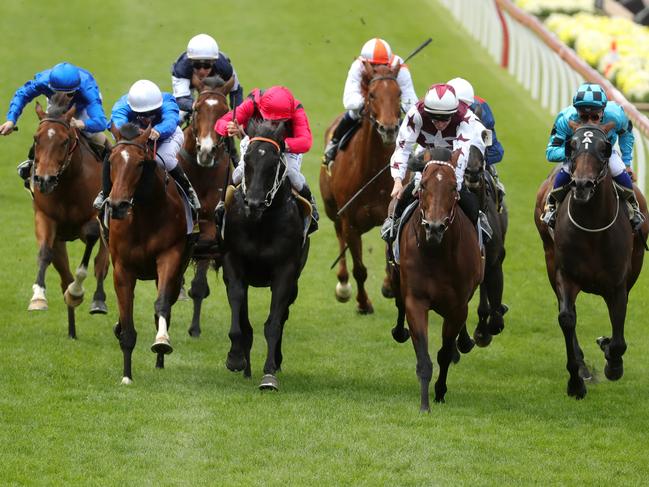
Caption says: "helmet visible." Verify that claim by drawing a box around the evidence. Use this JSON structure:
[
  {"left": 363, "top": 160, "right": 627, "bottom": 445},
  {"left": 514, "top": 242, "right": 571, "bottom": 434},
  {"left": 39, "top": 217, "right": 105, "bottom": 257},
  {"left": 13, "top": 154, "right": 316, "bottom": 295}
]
[
  {"left": 187, "top": 34, "right": 219, "bottom": 60},
  {"left": 447, "top": 77, "right": 474, "bottom": 105},
  {"left": 573, "top": 82, "right": 607, "bottom": 110},
  {"left": 49, "top": 62, "right": 81, "bottom": 92},
  {"left": 424, "top": 84, "right": 459, "bottom": 115},
  {"left": 127, "top": 80, "right": 163, "bottom": 112},
  {"left": 259, "top": 86, "right": 295, "bottom": 120},
  {"left": 360, "top": 38, "right": 392, "bottom": 65}
]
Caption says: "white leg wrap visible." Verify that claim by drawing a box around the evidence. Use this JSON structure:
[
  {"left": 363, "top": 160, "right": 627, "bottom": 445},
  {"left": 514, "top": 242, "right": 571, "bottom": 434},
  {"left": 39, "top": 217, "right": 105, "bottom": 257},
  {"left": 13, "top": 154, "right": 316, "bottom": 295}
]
[
  {"left": 156, "top": 315, "right": 169, "bottom": 340},
  {"left": 67, "top": 266, "right": 88, "bottom": 297}
]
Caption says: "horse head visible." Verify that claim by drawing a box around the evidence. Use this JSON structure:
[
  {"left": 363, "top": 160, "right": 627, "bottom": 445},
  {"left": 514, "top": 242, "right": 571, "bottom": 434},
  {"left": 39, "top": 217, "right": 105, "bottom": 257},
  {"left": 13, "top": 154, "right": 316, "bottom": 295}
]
[
  {"left": 107, "top": 123, "right": 156, "bottom": 219},
  {"left": 418, "top": 147, "right": 460, "bottom": 245},
  {"left": 361, "top": 60, "right": 401, "bottom": 145},
  {"left": 464, "top": 144, "right": 486, "bottom": 189},
  {"left": 567, "top": 120, "right": 615, "bottom": 203},
  {"left": 242, "top": 119, "right": 287, "bottom": 219},
  {"left": 191, "top": 75, "right": 233, "bottom": 167},
  {"left": 33, "top": 93, "right": 78, "bottom": 194}
]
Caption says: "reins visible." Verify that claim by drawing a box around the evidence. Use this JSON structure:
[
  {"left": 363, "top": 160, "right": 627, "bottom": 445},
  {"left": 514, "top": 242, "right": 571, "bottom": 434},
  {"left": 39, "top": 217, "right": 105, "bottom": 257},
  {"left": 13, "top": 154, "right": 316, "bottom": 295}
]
[
  {"left": 242, "top": 136, "right": 287, "bottom": 206},
  {"left": 33, "top": 118, "right": 79, "bottom": 182}
]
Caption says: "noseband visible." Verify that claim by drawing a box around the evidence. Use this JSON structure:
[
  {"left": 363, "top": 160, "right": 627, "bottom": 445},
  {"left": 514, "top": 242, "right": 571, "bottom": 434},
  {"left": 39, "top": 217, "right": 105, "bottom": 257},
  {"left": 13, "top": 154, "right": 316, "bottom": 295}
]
[
  {"left": 419, "top": 159, "right": 459, "bottom": 235},
  {"left": 569, "top": 127, "right": 610, "bottom": 187},
  {"left": 242, "top": 136, "right": 287, "bottom": 207},
  {"left": 33, "top": 118, "right": 79, "bottom": 185},
  {"left": 191, "top": 90, "right": 228, "bottom": 155}
]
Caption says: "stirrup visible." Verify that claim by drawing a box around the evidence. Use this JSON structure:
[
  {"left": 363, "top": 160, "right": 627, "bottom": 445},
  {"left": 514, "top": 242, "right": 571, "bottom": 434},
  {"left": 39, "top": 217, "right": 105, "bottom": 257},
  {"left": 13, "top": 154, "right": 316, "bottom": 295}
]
[
  {"left": 541, "top": 205, "right": 556, "bottom": 227},
  {"left": 478, "top": 211, "right": 492, "bottom": 243},
  {"left": 381, "top": 217, "right": 397, "bottom": 243},
  {"left": 17, "top": 159, "right": 32, "bottom": 180},
  {"left": 93, "top": 192, "right": 106, "bottom": 211}
]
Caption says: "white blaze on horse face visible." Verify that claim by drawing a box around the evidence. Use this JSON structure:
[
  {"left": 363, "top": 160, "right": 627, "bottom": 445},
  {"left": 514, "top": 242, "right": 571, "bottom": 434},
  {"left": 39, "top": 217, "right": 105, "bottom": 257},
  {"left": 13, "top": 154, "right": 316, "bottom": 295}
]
[
  {"left": 47, "top": 128, "right": 56, "bottom": 139},
  {"left": 258, "top": 149, "right": 266, "bottom": 156},
  {"left": 198, "top": 135, "right": 214, "bottom": 154},
  {"left": 436, "top": 172, "right": 443, "bottom": 182},
  {"left": 120, "top": 150, "right": 130, "bottom": 164},
  {"left": 205, "top": 99, "right": 219, "bottom": 107}
]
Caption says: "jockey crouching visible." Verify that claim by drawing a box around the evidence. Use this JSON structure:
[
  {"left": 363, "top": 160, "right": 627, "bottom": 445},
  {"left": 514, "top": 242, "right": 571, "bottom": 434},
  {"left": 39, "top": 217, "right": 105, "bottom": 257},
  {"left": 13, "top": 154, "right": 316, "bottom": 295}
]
[
  {"left": 214, "top": 86, "right": 319, "bottom": 234},
  {"left": 541, "top": 82, "right": 643, "bottom": 230},
  {"left": 322, "top": 38, "right": 418, "bottom": 166},
  {"left": 382, "top": 83, "right": 491, "bottom": 245},
  {"left": 0, "top": 62, "right": 110, "bottom": 188},
  {"left": 93, "top": 80, "right": 201, "bottom": 213}
]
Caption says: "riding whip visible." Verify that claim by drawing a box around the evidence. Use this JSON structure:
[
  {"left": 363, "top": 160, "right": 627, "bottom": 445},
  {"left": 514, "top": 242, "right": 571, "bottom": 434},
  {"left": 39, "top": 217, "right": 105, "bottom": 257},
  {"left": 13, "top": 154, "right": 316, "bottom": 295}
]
[
  {"left": 402, "top": 37, "right": 433, "bottom": 64},
  {"left": 336, "top": 163, "right": 390, "bottom": 216}
]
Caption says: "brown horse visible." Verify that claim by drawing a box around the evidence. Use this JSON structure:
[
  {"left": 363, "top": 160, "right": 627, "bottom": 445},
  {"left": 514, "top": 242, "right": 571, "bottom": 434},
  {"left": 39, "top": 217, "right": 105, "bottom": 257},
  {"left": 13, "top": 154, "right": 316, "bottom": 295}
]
[
  {"left": 391, "top": 147, "right": 483, "bottom": 410},
  {"left": 178, "top": 76, "right": 233, "bottom": 337},
  {"left": 107, "top": 123, "right": 194, "bottom": 384},
  {"left": 534, "top": 122, "right": 648, "bottom": 399},
  {"left": 29, "top": 95, "right": 109, "bottom": 338},
  {"left": 320, "top": 61, "right": 401, "bottom": 314}
]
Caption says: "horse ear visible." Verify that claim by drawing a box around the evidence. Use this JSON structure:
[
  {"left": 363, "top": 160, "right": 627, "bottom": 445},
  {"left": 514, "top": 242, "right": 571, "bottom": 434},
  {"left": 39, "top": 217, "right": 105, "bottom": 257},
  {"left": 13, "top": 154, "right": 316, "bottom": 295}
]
[
  {"left": 568, "top": 119, "right": 580, "bottom": 131},
  {"left": 602, "top": 140, "right": 613, "bottom": 158},
  {"left": 451, "top": 149, "right": 461, "bottom": 166},
  {"left": 35, "top": 102, "right": 46, "bottom": 120},
  {"left": 473, "top": 104, "right": 484, "bottom": 121},
  {"left": 222, "top": 75, "right": 235, "bottom": 94},
  {"left": 64, "top": 104, "right": 76, "bottom": 121},
  {"left": 407, "top": 152, "right": 426, "bottom": 172},
  {"left": 138, "top": 125, "right": 152, "bottom": 144},
  {"left": 391, "top": 62, "right": 401, "bottom": 78},
  {"left": 110, "top": 124, "right": 121, "bottom": 141},
  {"left": 273, "top": 121, "right": 286, "bottom": 141},
  {"left": 601, "top": 121, "right": 616, "bottom": 134}
]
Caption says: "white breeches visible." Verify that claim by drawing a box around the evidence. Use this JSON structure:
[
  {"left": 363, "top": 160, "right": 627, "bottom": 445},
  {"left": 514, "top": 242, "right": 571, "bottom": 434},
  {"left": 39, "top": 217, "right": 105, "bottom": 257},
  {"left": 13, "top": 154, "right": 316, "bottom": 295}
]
[
  {"left": 560, "top": 147, "right": 626, "bottom": 177},
  {"left": 154, "top": 126, "right": 184, "bottom": 171}
]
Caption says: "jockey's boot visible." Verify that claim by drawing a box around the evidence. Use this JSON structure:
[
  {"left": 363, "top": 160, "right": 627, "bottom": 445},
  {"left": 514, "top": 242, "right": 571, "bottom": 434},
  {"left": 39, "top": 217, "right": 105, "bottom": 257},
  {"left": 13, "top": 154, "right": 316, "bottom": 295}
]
[
  {"left": 214, "top": 200, "right": 226, "bottom": 235},
  {"left": 298, "top": 183, "right": 319, "bottom": 234},
  {"left": 323, "top": 112, "right": 357, "bottom": 167},
  {"left": 169, "top": 165, "right": 201, "bottom": 211},
  {"left": 478, "top": 211, "right": 493, "bottom": 244},
  {"left": 487, "top": 164, "right": 506, "bottom": 212},
  {"left": 541, "top": 185, "right": 570, "bottom": 228},
  {"left": 17, "top": 144, "right": 36, "bottom": 190},
  {"left": 617, "top": 185, "right": 646, "bottom": 231},
  {"left": 381, "top": 180, "right": 417, "bottom": 243},
  {"left": 93, "top": 152, "right": 112, "bottom": 210}
]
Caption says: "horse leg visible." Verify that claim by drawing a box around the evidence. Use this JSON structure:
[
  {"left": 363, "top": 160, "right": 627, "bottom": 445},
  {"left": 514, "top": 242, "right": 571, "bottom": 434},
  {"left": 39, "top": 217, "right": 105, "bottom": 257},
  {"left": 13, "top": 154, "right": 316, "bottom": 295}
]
[
  {"left": 345, "top": 225, "right": 372, "bottom": 314},
  {"left": 275, "top": 284, "right": 297, "bottom": 372},
  {"left": 406, "top": 297, "right": 431, "bottom": 412},
  {"left": 241, "top": 291, "right": 253, "bottom": 378},
  {"left": 151, "top": 251, "right": 183, "bottom": 360},
  {"left": 63, "top": 232, "right": 98, "bottom": 309},
  {"left": 599, "top": 287, "right": 628, "bottom": 381},
  {"left": 381, "top": 249, "right": 395, "bottom": 299},
  {"left": 50, "top": 240, "right": 76, "bottom": 339},
  {"left": 90, "top": 233, "right": 109, "bottom": 315},
  {"left": 485, "top": 258, "right": 506, "bottom": 336},
  {"left": 334, "top": 218, "right": 352, "bottom": 302},
  {"left": 113, "top": 264, "right": 137, "bottom": 384},
  {"left": 223, "top": 257, "right": 249, "bottom": 373},
  {"left": 435, "top": 325, "right": 461, "bottom": 404},
  {"left": 29, "top": 212, "right": 56, "bottom": 311},
  {"left": 473, "top": 283, "right": 493, "bottom": 347},
  {"left": 188, "top": 259, "right": 211, "bottom": 337},
  {"left": 391, "top": 269, "right": 409, "bottom": 343},
  {"left": 555, "top": 272, "right": 586, "bottom": 399}
]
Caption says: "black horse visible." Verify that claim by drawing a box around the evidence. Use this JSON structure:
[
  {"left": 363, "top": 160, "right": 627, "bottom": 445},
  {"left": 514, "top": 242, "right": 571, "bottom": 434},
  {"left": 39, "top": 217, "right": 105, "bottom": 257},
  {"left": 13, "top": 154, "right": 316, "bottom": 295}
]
[
  {"left": 221, "top": 120, "right": 310, "bottom": 391},
  {"left": 464, "top": 145, "right": 508, "bottom": 346}
]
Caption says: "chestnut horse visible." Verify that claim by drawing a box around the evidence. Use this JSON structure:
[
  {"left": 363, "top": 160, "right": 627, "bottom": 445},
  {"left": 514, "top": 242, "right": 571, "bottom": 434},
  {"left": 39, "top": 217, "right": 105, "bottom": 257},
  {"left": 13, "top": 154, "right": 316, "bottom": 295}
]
[
  {"left": 29, "top": 95, "right": 109, "bottom": 338},
  {"left": 464, "top": 145, "right": 508, "bottom": 346},
  {"left": 320, "top": 61, "right": 401, "bottom": 314},
  {"left": 534, "top": 123, "right": 648, "bottom": 399},
  {"left": 107, "top": 123, "right": 194, "bottom": 384},
  {"left": 391, "top": 148, "right": 482, "bottom": 410},
  {"left": 178, "top": 76, "right": 233, "bottom": 337},
  {"left": 222, "top": 120, "right": 310, "bottom": 391}
]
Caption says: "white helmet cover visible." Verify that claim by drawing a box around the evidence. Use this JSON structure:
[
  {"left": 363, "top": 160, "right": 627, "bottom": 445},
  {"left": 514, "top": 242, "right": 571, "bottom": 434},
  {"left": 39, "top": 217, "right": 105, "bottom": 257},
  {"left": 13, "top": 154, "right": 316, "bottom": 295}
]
[
  {"left": 127, "top": 80, "right": 163, "bottom": 112},
  {"left": 424, "top": 84, "right": 459, "bottom": 115},
  {"left": 187, "top": 34, "right": 219, "bottom": 60},
  {"left": 447, "top": 77, "right": 475, "bottom": 105},
  {"left": 360, "top": 38, "right": 392, "bottom": 65}
]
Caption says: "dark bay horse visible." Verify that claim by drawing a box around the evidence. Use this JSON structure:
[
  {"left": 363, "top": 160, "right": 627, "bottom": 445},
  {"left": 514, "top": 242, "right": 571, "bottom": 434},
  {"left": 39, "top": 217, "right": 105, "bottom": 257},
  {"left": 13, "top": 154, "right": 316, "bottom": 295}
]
[
  {"left": 178, "top": 76, "right": 233, "bottom": 337},
  {"left": 320, "top": 61, "right": 401, "bottom": 314},
  {"left": 29, "top": 95, "right": 109, "bottom": 338},
  {"left": 534, "top": 123, "right": 648, "bottom": 399},
  {"left": 391, "top": 148, "right": 483, "bottom": 410},
  {"left": 222, "top": 120, "right": 310, "bottom": 391},
  {"left": 464, "top": 145, "right": 508, "bottom": 346},
  {"left": 107, "top": 123, "right": 194, "bottom": 384}
]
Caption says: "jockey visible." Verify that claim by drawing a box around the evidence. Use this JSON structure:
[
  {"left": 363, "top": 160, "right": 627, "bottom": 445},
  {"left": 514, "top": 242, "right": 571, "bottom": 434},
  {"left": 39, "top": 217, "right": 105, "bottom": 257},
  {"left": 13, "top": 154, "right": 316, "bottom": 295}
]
[
  {"left": 447, "top": 77, "right": 506, "bottom": 207},
  {"left": 92, "top": 80, "right": 201, "bottom": 212},
  {"left": 171, "top": 33, "right": 243, "bottom": 123},
  {"left": 322, "top": 38, "right": 418, "bottom": 165},
  {"left": 542, "top": 82, "right": 643, "bottom": 230},
  {"left": 214, "top": 85, "right": 319, "bottom": 233},
  {"left": 381, "top": 83, "right": 490, "bottom": 243},
  {"left": 0, "top": 62, "right": 109, "bottom": 184}
]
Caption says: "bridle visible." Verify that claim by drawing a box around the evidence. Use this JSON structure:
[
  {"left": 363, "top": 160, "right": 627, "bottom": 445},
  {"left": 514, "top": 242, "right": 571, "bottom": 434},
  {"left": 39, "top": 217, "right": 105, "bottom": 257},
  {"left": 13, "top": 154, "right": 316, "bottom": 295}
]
[
  {"left": 109, "top": 138, "right": 159, "bottom": 209},
  {"left": 33, "top": 118, "right": 79, "bottom": 186},
  {"left": 569, "top": 127, "right": 610, "bottom": 188},
  {"left": 242, "top": 136, "right": 287, "bottom": 207},
  {"left": 418, "top": 159, "right": 459, "bottom": 240},
  {"left": 365, "top": 74, "right": 399, "bottom": 128}
]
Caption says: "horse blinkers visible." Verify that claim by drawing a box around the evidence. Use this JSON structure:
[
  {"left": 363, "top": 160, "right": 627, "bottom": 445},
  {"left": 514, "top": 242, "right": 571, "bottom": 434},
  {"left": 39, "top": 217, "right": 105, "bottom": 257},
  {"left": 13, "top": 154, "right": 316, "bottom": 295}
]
[{"left": 569, "top": 130, "right": 611, "bottom": 202}]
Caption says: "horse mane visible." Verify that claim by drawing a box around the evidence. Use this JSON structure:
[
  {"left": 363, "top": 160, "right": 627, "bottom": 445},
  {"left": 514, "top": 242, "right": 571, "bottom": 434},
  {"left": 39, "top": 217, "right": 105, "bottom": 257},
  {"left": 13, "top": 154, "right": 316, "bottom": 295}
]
[
  {"left": 119, "top": 123, "right": 141, "bottom": 141},
  {"left": 361, "top": 63, "right": 395, "bottom": 96},
  {"left": 46, "top": 92, "right": 72, "bottom": 118},
  {"left": 201, "top": 75, "right": 226, "bottom": 89},
  {"left": 247, "top": 118, "right": 286, "bottom": 142},
  {"left": 429, "top": 147, "right": 452, "bottom": 162}
]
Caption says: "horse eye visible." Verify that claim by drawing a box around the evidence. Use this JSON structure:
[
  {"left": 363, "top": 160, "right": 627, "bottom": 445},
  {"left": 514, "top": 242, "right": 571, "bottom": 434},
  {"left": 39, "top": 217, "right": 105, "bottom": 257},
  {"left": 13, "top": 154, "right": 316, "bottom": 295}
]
[{"left": 369, "top": 93, "right": 375, "bottom": 100}]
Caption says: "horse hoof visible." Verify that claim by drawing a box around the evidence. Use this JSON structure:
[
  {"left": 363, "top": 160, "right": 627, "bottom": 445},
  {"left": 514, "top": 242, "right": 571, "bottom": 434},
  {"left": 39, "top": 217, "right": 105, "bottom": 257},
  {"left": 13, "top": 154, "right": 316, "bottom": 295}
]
[
  {"left": 419, "top": 405, "right": 431, "bottom": 413},
  {"left": 151, "top": 336, "right": 173, "bottom": 355},
  {"left": 121, "top": 377, "right": 133, "bottom": 385},
  {"left": 567, "top": 377, "right": 587, "bottom": 399},
  {"left": 28, "top": 298, "right": 48, "bottom": 311},
  {"left": 113, "top": 322, "right": 121, "bottom": 340},
  {"left": 579, "top": 364, "right": 593, "bottom": 381},
  {"left": 451, "top": 346, "right": 461, "bottom": 364},
  {"left": 225, "top": 354, "right": 247, "bottom": 372},
  {"left": 177, "top": 287, "right": 190, "bottom": 301},
  {"left": 473, "top": 329, "right": 493, "bottom": 348},
  {"left": 457, "top": 336, "right": 475, "bottom": 354},
  {"left": 259, "top": 374, "right": 279, "bottom": 391},
  {"left": 596, "top": 336, "right": 611, "bottom": 351},
  {"left": 391, "top": 326, "right": 410, "bottom": 343},
  {"left": 63, "top": 289, "right": 84, "bottom": 307},
  {"left": 381, "top": 284, "right": 394, "bottom": 299},
  {"left": 487, "top": 319, "right": 504, "bottom": 336},
  {"left": 500, "top": 304, "right": 509, "bottom": 315},
  {"left": 335, "top": 282, "right": 352, "bottom": 303},
  {"left": 357, "top": 303, "right": 374, "bottom": 315},
  {"left": 604, "top": 362, "right": 624, "bottom": 381},
  {"left": 89, "top": 300, "right": 107, "bottom": 315},
  {"left": 188, "top": 328, "right": 201, "bottom": 338}
]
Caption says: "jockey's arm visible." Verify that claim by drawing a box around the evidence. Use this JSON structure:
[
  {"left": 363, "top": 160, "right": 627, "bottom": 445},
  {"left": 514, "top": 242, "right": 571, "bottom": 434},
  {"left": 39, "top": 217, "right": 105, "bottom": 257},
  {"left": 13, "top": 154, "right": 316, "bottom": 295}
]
[
  {"left": 546, "top": 111, "right": 570, "bottom": 162},
  {"left": 390, "top": 107, "right": 422, "bottom": 182},
  {"left": 155, "top": 95, "right": 180, "bottom": 140},
  {"left": 615, "top": 114, "right": 635, "bottom": 166},
  {"left": 6, "top": 74, "right": 48, "bottom": 125},
  {"left": 342, "top": 60, "right": 365, "bottom": 112},
  {"left": 214, "top": 98, "right": 254, "bottom": 137},
  {"left": 80, "top": 89, "right": 108, "bottom": 133},
  {"left": 454, "top": 118, "right": 486, "bottom": 191},
  {"left": 396, "top": 66, "right": 418, "bottom": 113},
  {"left": 284, "top": 108, "right": 313, "bottom": 154},
  {"left": 480, "top": 102, "right": 504, "bottom": 164},
  {"left": 110, "top": 97, "right": 131, "bottom": 132}
]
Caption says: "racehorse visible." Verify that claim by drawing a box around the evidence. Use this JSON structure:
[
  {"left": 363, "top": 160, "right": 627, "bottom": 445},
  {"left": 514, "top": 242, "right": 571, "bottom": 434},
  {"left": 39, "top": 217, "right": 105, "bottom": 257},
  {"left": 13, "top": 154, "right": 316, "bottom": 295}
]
[
  {"left": 222, "top": 119, "right": 310, "bottom": 391},
  {"left": 177, "top": 75, "right": 233, "bottom": 337},
  {"left": 320, "top": 61, "right": 401, "bottom": 314},
  {"left": 535, "top": 122, "right": 648, "bottom": 399},
  {"left": 390, "top": 147, "right": 483, "bottom": 410},
  {"left": 107, "top": 123, "right": 194, "bottom": 384},
  {"left": 464, "top": 145, "right": 508, "bottom": 346},
  {"left": 29, "top": 94, "right": 109, "bottom": 338}
]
